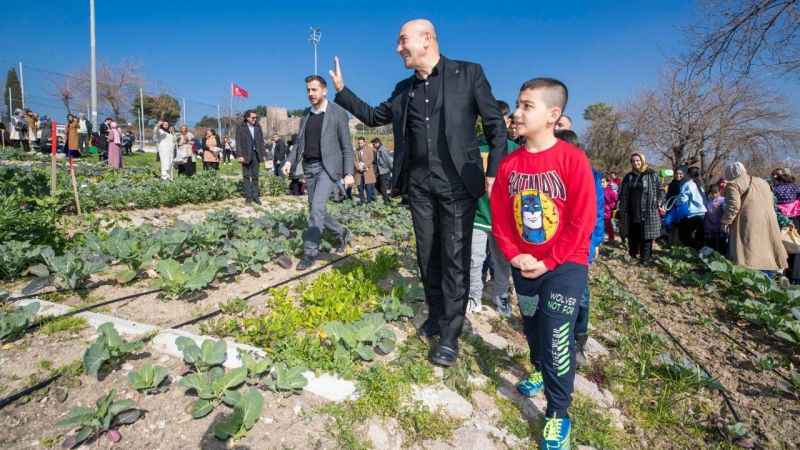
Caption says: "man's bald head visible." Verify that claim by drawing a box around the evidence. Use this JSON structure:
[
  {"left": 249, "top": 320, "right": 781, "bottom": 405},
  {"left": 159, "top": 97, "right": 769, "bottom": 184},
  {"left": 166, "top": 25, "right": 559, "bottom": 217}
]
[{"left": 396, "top": 18, "right": 440, "bottom": 70}]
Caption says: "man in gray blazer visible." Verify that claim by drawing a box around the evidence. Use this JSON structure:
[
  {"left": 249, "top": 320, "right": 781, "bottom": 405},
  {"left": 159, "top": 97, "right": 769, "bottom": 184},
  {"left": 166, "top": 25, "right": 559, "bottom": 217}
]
[{"left": 283, "top": 75, "right": 355, "bottom": 270}]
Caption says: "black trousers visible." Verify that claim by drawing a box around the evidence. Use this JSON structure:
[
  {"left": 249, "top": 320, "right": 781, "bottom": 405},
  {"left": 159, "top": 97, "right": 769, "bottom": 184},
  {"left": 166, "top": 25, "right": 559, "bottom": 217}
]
[
  {"left": 627, "top": 221, "right": 653, "bottom": 260},
  {"left": 241, "top": 159, "right": 261, "bottom": 201},
  {"left": 678, "top": 216, "right": 705, "bottom": 250},
  {"left": 177, "top": 161, "right": 195, "bottom": 177},
  {"left": 203, "top": 161, "right": 219, "bottom": 171},
  {"left": 377, "top": 173, "right": 392, "bottom": 201},
  {"left": 408, "top": 180, "right": 476, "bottom": 348}
]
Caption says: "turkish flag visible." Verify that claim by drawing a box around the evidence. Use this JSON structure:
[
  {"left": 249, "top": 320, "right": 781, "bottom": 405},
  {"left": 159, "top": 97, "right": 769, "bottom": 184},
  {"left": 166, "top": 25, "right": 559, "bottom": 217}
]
[{"left": 232, "top": 83, "right": 249, "bottom": 98}]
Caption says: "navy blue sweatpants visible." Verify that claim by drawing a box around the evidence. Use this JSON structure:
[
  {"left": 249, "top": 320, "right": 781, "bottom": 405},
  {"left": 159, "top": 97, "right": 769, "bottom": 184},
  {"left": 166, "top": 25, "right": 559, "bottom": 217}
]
[{"left": 512, "top": 262, "right": 588, "bottom": 418}]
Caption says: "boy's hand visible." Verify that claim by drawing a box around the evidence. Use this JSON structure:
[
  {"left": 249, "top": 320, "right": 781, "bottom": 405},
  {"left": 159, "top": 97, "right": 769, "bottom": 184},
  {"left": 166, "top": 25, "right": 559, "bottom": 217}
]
[
  {"left": 510, "top": 254, "right": 538, "bottom": 272},
  {"left": 486, "top": 177, "right": 495, "bottom": 196},
  {"left": 521, "top": 260, "right": 548, "bottom": 279}
]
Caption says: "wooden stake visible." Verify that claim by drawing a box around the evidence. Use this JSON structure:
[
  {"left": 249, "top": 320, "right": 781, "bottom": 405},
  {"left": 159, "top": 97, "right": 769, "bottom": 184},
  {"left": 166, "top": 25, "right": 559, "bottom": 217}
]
[{"left": 68, "top": 156, "right": 82, "bottom": 215}]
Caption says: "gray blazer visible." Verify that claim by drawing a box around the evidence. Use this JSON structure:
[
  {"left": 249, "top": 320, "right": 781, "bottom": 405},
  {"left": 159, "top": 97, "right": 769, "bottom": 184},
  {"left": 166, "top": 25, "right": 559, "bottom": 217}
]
[{"left": 286, "top": 101, "right": 354, "bottom": 181}]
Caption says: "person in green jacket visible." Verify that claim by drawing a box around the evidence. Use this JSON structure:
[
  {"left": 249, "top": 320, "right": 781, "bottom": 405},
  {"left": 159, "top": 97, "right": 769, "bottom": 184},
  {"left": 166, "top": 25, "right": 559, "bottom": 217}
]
[{"left": 468, "top": 100, "right": 518, "bottom": 316}]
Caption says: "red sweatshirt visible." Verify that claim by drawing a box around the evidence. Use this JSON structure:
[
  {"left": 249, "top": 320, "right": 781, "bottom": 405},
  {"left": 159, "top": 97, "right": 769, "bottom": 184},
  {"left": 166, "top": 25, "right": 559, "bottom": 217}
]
[{"left": 490, "top": 139, "right": 597, "bottom": 270}]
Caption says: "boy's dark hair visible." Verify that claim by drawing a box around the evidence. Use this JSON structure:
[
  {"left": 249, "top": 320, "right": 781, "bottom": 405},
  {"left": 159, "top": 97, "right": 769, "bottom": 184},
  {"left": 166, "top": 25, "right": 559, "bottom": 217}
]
[
  {"left": 305, "top": 75, "right": 327, "bottom": 87},
  {"left": 357, "top": 136, "right": 366, "bottom": 141},
  {"left": 554, "top": 129, "right": 579, "bottom": 147},
  {"left": 497, "top": 100, "right": 510, "bottom": 117},
  {"left": 708, "top": 184, "right": 721, "bottom": 196},
  {"left": 371, "top": 137, "right": 382, "bottom": 145},
  {"left": 687, "top": 166, "right": 701, "bottom": 179},
  {"left": 519, "top": 78, "right": 568, "bottom": 111}
]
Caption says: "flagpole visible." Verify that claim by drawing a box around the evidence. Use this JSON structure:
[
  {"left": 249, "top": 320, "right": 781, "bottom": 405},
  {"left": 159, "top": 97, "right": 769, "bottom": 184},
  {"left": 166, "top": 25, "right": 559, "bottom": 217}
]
[{"left": 229, "top": 82, "right": 233, "bottom": 135}]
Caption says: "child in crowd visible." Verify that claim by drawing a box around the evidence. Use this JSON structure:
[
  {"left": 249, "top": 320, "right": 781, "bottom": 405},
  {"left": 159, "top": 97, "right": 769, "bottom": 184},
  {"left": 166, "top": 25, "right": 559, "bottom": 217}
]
[
  {"left": 704, "top": 184, "right": 727, "bottom": 254},
  {"left": 602, "top": 177, "right": 618, "bottom": 242},
  {"left": 468, "top": 100, "right": 519, "bottom": 316},
  {"left": 491, "top": 78, "right": 596, "bottom": 449}
]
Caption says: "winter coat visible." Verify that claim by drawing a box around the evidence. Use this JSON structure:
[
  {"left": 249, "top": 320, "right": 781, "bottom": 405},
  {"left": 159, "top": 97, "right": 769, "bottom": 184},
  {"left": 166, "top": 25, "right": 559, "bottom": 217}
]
[
  {"left": 354, "top": 145, "right": 377, "bottom": 185},
  {"left": 679, "top": 179, "right": 707, "bottom": 218},
  {"left": 67, "top": 120, "right": 79, "bottom": 151},
  {"left": 375, "top": 145, "right": 393, "bottom": 175},
  {"left": 589, "top": 168, "right": 605, "bottom": 263},
  {"left": 603, "top": 186, "right": 618, "bottom": 220},
  {"left": 721, "top": 175, "right": 788, "bottom": 271},
  {"left": 618, "top": 168, "right": 664, "bottom": 240}
]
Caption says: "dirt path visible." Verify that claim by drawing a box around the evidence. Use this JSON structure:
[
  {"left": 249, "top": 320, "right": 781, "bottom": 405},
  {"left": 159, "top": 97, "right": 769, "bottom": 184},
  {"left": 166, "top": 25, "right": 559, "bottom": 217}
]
[{"left": 599, "top": 246, "right": 800, "bottom": 449}]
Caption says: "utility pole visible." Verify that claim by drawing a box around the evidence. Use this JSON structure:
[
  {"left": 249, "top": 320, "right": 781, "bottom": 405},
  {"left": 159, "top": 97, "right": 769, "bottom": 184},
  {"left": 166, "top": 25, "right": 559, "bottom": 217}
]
[
  {"left": 139, "top": 88, "right": 145, "bottom": 151},
  {"left": 181, "top": 98, "right": 186, "bottom": 126},
  {"left": 89, "top": 0, "right": 98, "bottom": 125},
  {"left": 308, "top": 27, "right": 321, "bottom": 75}
]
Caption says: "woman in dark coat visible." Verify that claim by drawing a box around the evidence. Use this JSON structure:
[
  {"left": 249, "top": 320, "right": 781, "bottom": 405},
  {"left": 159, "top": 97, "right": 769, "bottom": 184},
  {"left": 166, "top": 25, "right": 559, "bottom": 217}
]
[{"left": 618, "top": 152, "right": 664, "bottom": 263}]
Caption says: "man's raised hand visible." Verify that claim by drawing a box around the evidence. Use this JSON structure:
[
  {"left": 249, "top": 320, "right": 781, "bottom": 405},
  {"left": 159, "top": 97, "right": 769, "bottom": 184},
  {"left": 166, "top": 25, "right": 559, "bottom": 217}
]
[{"left": 329, "top": 56, "right": 345, "bottom": 92}]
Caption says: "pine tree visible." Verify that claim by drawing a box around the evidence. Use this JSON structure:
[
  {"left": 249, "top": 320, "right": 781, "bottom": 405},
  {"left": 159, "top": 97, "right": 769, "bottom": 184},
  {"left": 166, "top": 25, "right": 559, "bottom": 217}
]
[{"left": 4, "top": 68, "right": 22, "bottom": 118}]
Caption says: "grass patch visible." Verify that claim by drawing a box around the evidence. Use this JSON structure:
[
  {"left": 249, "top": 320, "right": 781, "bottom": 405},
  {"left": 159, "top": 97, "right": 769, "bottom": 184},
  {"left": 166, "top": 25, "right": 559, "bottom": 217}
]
[
  {"left": 397, "top": 403, "right": 459, "bottom": 442},
  {"left": 40, "top": 316, "right": 88, "bottom": 336},
  {"left": 571, "top": 395, "right": 628, "bottom": 449},
  {"left": 495, "top": 395, "right": 534, "bottom": 439}
]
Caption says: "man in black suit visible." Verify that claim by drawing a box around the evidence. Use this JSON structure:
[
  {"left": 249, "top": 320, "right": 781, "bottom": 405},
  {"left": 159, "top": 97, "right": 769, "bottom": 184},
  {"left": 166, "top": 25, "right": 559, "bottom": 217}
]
[
  {"left": 331, "top": 19, "right": 507, "bottom": 366},
  {"left": 235, "top": 110, "right": 268, "bottom": 204},
  {"left": 270, "top": 133, "right": 288, "bottom": 177}
]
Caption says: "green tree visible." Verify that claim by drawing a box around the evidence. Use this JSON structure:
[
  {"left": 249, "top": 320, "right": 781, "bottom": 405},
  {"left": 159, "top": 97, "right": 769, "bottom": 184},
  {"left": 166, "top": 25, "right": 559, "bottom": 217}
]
[
  {"left": 131, "top": 94, "right": 180, "bottom": 125},
  {"left": 287, "top": 109, "right": 306, "bottom": 117},
  {"left": 4, "top": 68, "right": 21, "bottom": 117},
  {"left": 195, "top": 115, "right": 218, "bottom": 129},
  {"left": 583, "top": 103, "right": 636, "bottom": 172}
]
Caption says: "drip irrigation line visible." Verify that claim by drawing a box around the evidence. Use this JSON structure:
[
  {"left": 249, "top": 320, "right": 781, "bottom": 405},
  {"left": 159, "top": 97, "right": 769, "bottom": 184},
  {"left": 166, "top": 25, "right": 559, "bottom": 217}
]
[
  {"left": 168, "top": 242, "right": 391, "bottom": 329},
  {"left": 0, "top": 373, "right": 61, "bottom": 410},
  {"left": 598, "top": 261, "right": 744, "bottom": 424},
  {"left": 0, "top": 243, "right": 392, "bottom": 411}
]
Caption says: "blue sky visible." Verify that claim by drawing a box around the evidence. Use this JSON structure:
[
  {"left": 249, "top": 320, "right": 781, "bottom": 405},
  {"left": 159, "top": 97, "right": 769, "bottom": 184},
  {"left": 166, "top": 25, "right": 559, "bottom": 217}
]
[{"left": 1, "top": 0, "right": 795, "bottom": 133}]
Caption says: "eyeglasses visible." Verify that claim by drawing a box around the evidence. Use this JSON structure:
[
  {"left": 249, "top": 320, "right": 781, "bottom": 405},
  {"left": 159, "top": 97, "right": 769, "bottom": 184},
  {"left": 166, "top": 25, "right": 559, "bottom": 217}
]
[{"left": 248, "top": 116, "right": 257, "bottom": 120}]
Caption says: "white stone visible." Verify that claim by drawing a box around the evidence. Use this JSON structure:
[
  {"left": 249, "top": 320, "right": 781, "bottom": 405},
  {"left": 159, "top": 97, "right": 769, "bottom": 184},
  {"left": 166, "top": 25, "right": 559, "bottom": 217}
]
[
  {"left": 365, "top": 418, "right": 403, "bottom": 450},
  {"left": 411, "top": 385, "right": 473, "bottom": 420},
  {"left": 578, "top": 446, "right": 598, "bottom": 450},
  {"left": 467, "top": 374, "right": 489, "bottom": 388},
  {"left": 585, "top": 336, "right": 610, "bottom": 358},
  {"left": 574, "top": 374, "right": 612, "bottom": 407},
  {"left": 262, "top": 416, "right": 274, "bottom": 424},
  {"left": 450, "top": 428, "right": 499, "bottom": 450},
  {"left": 301, "top": 371, "right": 357, "bottom": 402},
  {"left": 480, "top": 332, "right": 508, "bottom": 350},
  {"left": 433, "top": 367, "right": 444, "bottom": 379}
]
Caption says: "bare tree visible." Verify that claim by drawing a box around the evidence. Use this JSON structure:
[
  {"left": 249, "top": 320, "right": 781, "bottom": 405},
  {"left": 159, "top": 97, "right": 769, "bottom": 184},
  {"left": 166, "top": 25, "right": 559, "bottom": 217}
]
[
  {"left": 51, "top": 77, "right": 76, "bottom": 114},
  {"left": 74, "top": 60, "right": 143, "bottom": 121},
  {"left": 583, "top": 103, "right": 638, "bottom": 172},
  {"left": 623, "top": 64, "right": 800, "bottom": 183},
  {"left": 688, "top": 0, "right": 800, "bottom": 78}
]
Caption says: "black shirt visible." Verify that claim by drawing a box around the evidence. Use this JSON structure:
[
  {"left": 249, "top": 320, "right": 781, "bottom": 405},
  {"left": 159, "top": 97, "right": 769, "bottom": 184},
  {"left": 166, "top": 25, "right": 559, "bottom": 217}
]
[
  {"left": 628, "top": 173, "right": 645, "bottom": 224},
  {"left": 406, "top": 58, "right": 462, "bottom": 192},
  {"left": 304, "top": 112, "right": 324, "bottom": 162}
]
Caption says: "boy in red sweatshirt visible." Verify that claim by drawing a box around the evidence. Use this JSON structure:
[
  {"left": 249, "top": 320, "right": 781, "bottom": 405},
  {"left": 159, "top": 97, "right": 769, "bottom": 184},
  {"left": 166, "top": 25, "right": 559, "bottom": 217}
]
[{"left": 490, "top": 78, "right": 596, "bottom": 449}]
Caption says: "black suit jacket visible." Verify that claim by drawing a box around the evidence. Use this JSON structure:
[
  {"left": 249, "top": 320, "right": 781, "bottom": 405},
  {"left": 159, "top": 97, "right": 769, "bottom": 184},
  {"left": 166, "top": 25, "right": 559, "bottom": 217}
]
[
  {"left": 334, "top": 55, "right": 506, "bottom": 199},
  {"left": 235, "top": 122, "right": 267, "bottom": 164},
  {"left": 271, "top": 139, "right": 288, "bottom": 164}
]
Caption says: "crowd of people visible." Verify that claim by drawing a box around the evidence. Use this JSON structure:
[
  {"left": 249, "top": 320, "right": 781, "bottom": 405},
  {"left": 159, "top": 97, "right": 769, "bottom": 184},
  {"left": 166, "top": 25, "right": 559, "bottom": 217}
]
[{"left": 2, "top": 18, "right": 795, "bottom": 449}]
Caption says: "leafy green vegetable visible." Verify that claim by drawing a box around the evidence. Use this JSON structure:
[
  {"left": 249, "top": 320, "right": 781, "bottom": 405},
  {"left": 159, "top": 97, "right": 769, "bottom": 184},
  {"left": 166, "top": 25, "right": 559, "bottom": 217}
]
[
  {"left": 57, "top": 389, "right": 141, "bottom": 448},
  {"left": 0, "top": 302, "right": 39, "bottom": 342},
  {"left": 323, "top": 313, "right": 397, "bottom": 361},
  {"left": 176, "top": 337, "right": 227, "bottom": 373},
  {"left": 0, "top": 240, "right": 44, "bottom": 280},
  {"left": 179, "top": 367, "right": 247, "bottom": 418},
  {"left": 128, "top": 363, "right": 170, "bottom": 394},
  {"left": 380, "top": 287, "right": 415, "bottom": 322},
  {"left": 226, "top": 239, "right": 275, "bottom": 274},
  {"left": 264, "top": 363, "right": 308, "bottom": 392},
  {"left": 40, "top": 247, "right": 108, "bottom": 290},
  {"left": 238, "top": 350, "right": 272, "bottom": 385},
  {"left": 213, "top": 387, "right": 264, "bottom": 441},
  {"left": 155, "top": 252, "right": 225, "bottom": 299},
  {"left": 83, "top": 323, "right": 144, "bottom": 377}
]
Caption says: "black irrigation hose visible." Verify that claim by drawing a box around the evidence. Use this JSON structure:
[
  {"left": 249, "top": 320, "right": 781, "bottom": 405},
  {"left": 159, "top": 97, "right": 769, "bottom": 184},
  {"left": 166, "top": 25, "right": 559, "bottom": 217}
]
[
  {"left": 0, "top": 243, "right": 392, "bottom": 411},
  {"left": 0, "top": 373, "right": 61, "bottom": 410},
  {"left": 169, "top": 242, "right": 392, "bottom": 329},
  {"left": 597, "top": 261, "right": 744, "bottom": 425}
]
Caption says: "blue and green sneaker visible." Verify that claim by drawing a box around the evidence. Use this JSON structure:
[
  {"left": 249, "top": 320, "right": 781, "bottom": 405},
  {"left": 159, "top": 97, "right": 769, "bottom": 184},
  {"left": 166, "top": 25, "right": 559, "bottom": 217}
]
[
  {"left": 542, "top": 416, "right": 571, "bottom": 450},
  {"left": 516, "top": 370, "right": 544, "bottom": 397}
]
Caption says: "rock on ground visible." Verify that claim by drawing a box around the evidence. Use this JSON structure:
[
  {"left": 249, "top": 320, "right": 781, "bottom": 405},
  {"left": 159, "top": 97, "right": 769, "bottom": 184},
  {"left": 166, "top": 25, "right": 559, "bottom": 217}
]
[{"left": 412, "top": 385, "right": 474, "bottom": 420}]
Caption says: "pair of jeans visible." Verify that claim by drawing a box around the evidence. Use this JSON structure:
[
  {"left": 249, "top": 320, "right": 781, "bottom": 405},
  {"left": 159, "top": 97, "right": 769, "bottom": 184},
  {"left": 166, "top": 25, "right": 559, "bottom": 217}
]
[
  {"left": 468, "top": 228, "right": 512, "bottom": 302},
  {"left": 302, "top": 161, "right": 346, "bottom": 258},
  {"left": 408, "top": 179, "right": 476, "bottom": 349},
  {"left": 359, "top": 181, "right": 376, "bottom": 203},
  {"left": 512, "top": 263, "right": 588, "bottom": 418}
]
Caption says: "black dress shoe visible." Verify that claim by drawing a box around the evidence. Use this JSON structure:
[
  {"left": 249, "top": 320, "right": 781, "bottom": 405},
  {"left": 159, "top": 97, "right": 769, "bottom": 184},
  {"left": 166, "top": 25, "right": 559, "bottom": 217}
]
[
  {"left": 335, "top": 229, "right": 353, "bottom": 253},
  {"left": 417, "top": 319, "right": 441, "bottom": 339},
  {"left": 430, "top": 344, "right": 458, "bottom": 367},
  {"left": 296, "top": 255, "right": 316, "bottom": 271}
]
